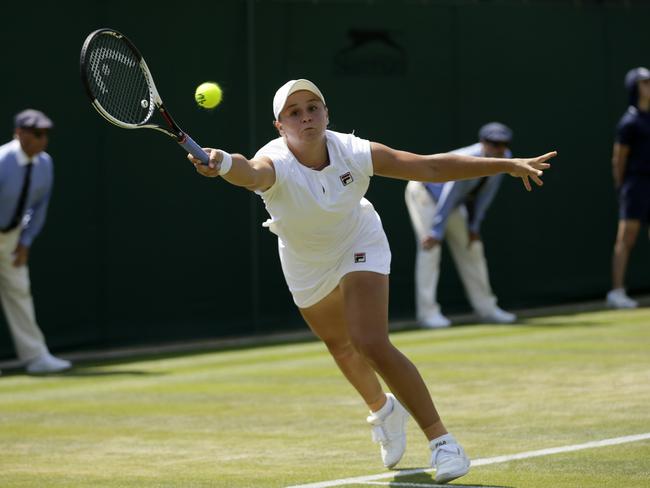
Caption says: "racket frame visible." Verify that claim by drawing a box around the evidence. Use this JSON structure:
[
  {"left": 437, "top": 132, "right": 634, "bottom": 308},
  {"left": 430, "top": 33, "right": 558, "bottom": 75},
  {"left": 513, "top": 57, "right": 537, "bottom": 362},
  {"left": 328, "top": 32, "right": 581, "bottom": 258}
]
[{"left": 80, "top": 28, "right": 209, "bottom": 163}]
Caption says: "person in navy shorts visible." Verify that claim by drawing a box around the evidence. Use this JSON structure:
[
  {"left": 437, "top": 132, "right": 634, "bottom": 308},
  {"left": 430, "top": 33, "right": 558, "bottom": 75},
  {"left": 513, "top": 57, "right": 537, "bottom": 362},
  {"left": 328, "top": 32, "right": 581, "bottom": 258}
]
[{"left": 607, "top": 67, "right": 650, "bottom": 309}]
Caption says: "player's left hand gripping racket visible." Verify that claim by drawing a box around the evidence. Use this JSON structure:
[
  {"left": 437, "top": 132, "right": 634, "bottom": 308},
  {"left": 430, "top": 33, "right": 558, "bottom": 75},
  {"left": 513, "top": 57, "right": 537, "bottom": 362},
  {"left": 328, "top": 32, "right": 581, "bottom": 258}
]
[{"left": 80, "top": 28, "right": 209, "bottom": 164}]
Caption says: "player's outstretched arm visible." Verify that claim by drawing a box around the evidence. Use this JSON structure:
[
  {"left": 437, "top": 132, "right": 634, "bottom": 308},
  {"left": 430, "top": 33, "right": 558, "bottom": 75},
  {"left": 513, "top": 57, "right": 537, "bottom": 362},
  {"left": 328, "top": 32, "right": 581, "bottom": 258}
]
[
  {"left": 371, "top": 142, "right": 556, "bottom": 191},
  {"left": 187, "top": 149, "right": 276, "bottom": 192}
]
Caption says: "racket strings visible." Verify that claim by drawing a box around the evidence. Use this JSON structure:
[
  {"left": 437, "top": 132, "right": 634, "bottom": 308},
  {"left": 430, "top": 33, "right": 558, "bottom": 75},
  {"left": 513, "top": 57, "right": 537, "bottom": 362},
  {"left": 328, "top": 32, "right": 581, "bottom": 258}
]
[{"left": 84, "top": 33, "right": 153, "bottom": 125}]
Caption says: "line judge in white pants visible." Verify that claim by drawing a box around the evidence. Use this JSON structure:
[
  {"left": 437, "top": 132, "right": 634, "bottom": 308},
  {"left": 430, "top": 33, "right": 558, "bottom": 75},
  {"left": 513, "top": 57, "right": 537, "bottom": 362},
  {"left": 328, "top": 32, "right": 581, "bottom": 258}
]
[
  {"left": 0, "top": 109, "right": 71, "bottom": 374},
  {"left": 405, "top": 122, "right": 517, "bottom": 328}
]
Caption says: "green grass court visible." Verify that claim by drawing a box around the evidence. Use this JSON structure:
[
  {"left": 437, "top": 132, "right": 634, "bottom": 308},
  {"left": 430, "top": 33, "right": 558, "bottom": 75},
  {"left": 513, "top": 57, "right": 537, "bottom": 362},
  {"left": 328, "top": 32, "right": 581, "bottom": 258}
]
[{"left": 1, "top": 307, "right": 649, "bottom": 487}]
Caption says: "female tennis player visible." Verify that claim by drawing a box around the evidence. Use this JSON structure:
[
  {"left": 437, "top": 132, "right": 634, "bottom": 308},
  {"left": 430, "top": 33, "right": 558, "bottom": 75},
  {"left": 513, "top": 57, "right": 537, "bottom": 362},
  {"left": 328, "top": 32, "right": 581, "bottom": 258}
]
[{"left": 187, "top": 79, "right": 555, "bottom": 483}]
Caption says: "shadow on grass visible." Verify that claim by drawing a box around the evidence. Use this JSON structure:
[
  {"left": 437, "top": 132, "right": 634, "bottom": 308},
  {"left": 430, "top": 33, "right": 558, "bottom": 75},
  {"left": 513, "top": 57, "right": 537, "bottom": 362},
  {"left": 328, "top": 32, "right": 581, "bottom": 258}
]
[
  {"left": 388, "top": 470, "right": 513, "bottom": 487},
  {"left": 453, "top": 312, "right": 631, "bottom": 329},
  {"left": 508, "top": 318, "right": 609, "bottom": 328},
  {"left": 56, "top": 368, "right": 163, "bottom": 377},
  {"left": 0, "top": 366, "right": 163, "bottom": 378}
]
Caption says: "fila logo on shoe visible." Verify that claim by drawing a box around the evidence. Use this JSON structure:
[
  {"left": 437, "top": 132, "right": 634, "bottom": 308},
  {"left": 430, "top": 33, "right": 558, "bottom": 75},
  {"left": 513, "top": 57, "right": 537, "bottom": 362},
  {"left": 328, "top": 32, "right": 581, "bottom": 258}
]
[{"left": 340, "top": 172, "right": 354, "bottom": 186}]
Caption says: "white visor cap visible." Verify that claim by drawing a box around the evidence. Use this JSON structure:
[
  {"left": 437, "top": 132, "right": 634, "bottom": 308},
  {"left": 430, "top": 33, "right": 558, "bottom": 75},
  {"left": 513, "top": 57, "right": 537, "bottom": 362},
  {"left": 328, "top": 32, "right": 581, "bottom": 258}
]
[{"left": 273, "top": 79, "right": 326, "bottom": 120}]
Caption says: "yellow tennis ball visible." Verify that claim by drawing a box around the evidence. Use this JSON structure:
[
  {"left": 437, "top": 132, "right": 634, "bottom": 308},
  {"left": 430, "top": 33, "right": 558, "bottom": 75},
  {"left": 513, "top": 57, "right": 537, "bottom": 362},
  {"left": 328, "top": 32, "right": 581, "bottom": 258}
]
[{"left": 195, "top": 82, "right": 222, "bottom": 109}]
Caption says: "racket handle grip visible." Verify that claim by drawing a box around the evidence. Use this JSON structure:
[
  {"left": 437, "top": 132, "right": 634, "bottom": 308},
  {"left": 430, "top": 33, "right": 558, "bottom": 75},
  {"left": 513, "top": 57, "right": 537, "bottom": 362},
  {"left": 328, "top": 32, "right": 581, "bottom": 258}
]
[{"left": 178, "top": 133, "right": 210, "bottom": 165}]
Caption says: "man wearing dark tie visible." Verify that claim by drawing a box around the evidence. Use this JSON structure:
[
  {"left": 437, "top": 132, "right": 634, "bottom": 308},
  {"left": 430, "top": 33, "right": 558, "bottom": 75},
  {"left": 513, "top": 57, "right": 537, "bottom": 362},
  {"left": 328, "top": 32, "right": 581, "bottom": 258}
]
[{"left": 0, "top": 109, "right": 71, "bottom": 374}]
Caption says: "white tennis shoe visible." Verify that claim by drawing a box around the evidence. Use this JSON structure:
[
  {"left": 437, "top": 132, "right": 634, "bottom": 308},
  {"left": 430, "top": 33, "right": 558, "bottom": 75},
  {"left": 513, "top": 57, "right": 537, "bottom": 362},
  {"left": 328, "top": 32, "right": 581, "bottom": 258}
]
[
  {"left": 26, "top": 352, "right": 71, "bottom": 374},
  {"left": 430, "top": 434, "right": 471, "bottom": 484},
  {"left": 606, "top": 289, "right": 638, "bottom": 309},
  {"left": 419, "top": 312, "right": 451, "bottom": 329},
  {"left": 366, "top": 393, "right": 409, "bottom": 468},
  {"left": 479, "top": 307, "right": 517, "bottom": 324}
]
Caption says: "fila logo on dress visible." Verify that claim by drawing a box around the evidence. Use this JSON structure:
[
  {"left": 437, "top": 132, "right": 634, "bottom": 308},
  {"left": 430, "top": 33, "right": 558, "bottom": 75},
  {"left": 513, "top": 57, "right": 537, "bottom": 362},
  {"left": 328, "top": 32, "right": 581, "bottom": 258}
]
[
  {"left": 354, "top": 252, "right": 366, "bottom": 263},
  {"left": 339, "top": 172, "right": 354, "bottom": 186}
]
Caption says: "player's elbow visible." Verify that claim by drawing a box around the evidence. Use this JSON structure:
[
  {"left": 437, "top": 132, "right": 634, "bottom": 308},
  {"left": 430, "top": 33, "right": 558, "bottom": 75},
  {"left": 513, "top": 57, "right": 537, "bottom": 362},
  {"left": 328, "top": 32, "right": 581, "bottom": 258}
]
[{"left": 238, "top": 157, "right": 274, "bottom": 192}]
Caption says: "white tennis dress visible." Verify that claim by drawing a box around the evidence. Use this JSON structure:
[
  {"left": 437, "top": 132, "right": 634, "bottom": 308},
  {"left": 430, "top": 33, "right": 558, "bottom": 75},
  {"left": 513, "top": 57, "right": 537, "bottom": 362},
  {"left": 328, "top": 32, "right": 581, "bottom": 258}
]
[{"left": 255, "top": 130, "right": 391, "bottom": 308}]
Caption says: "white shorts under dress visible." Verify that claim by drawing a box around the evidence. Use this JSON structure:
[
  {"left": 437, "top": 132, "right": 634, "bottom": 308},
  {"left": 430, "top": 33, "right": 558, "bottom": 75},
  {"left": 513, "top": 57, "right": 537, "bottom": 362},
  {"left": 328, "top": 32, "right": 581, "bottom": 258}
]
[{"left": 255, "top": 130, "right": 391, "bottom": 309}]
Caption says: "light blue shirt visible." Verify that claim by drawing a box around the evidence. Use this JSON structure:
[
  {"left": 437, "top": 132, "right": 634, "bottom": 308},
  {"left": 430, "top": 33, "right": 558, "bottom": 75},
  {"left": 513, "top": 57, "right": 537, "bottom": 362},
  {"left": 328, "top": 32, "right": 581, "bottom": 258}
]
[
  {"left": 424, "top": 142, "right": 510, "bottom": 240},
  {"left": 0, "top": 139, "right": 53, "bottom": 246}
]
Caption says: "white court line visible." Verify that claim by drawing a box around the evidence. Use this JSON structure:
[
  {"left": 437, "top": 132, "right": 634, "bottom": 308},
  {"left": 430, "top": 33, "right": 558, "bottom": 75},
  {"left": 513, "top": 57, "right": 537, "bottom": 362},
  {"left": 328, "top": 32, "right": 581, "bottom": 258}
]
[
  {"left": 286, "top": 432, "right": 650, "bottom": 488},
  {"left": 360, "top": 482, "right": 443, "bottom": 487},
  {"left": 360, "top": 483, "right": 499, "bottom": 488},
  {"left": 358, "top": 482, "right": 456, "bottom": 487}
]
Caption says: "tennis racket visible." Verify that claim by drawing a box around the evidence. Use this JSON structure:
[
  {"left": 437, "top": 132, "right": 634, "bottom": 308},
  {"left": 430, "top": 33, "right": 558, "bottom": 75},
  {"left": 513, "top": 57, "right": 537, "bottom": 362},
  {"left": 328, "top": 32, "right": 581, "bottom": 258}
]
[{"left": 80, "top": 28, "right": 209, "bottom": 164}]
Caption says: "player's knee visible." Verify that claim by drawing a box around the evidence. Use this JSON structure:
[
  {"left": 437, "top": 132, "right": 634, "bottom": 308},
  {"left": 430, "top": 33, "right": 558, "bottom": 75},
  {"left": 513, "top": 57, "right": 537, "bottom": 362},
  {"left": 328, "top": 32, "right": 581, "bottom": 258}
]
[
  {"left": 325, "top": 340, "right": 356, "bottom": 362},
  {"left": 349, "top": 334, "right": 391, "bottom": 364}
]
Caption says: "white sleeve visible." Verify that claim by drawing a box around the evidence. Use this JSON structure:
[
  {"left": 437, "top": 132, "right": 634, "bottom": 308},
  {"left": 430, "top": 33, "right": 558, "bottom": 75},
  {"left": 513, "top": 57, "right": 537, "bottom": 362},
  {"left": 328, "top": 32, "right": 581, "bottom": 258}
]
[
  {"left": 254, "top": 139, "right": 289, "bottom": 197},
  {"left": 345, "top": 133, "right": 373, "bottom": 177}
]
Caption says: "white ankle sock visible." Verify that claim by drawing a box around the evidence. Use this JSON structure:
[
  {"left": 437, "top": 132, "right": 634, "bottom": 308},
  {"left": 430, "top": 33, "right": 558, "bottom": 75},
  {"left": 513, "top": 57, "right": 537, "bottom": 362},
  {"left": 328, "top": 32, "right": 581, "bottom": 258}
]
[
  {"left": 370, "top": 394, "right": 394, "bottom": 419},
  {"left": 430, "top": 433, "right": 456, "bottom": 450}
]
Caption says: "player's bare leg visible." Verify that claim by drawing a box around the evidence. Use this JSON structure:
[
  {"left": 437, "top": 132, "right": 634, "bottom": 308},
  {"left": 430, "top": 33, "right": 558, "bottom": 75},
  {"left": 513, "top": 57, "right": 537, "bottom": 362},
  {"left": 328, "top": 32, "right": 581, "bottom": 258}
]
[
  {"left": 338, "top": 271, "right": 447, "bottom": 441},
  {"left": 340, "top": 271, "right": 469, "bottom": 481},
  {"left": 303, "top": 272, "right": 469, "bottom": 478},
  {"left": 301, "top": 285, "right": 411, "bottom": 468},
  {"left": 300, "top": 287, "right": 386, "bottom": 411}
]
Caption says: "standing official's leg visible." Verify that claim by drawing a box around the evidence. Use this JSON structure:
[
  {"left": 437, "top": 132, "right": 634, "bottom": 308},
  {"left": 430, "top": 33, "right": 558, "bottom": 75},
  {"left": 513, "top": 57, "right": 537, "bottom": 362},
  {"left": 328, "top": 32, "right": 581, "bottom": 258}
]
[
  {"left": 0, "top": 230, "right": 71, "bottom": 373},
  {"left": 405, "top": 182, "right": 448, "bottom": 327},
  {"left": 444, "top": 210, "right": 500, "bottom": 317},
  {"left": 608, "top": 219, "right": 640, "bottom": 308},
  {"left": 0, "top": 232, "right": 48, "bottom": 362}
]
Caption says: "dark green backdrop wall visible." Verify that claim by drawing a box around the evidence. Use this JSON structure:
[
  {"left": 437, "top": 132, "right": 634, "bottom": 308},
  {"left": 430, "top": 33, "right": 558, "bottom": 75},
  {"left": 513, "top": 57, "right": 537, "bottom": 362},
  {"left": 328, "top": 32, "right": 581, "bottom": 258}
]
[{"left": 1, "top": 0, "right": 649, "bottom": 357}]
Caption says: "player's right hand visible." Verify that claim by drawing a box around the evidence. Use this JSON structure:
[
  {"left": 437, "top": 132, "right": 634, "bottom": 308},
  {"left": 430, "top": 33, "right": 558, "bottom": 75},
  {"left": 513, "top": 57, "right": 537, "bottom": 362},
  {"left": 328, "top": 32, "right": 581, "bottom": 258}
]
[{"left": 187, "top": 148, "right": 222, "bottom": 177}]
